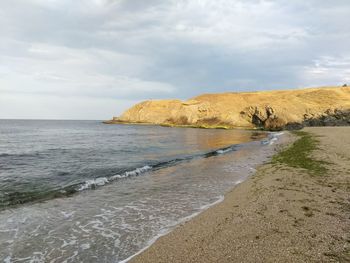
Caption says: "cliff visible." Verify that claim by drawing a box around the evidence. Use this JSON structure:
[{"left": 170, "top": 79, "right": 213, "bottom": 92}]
[{"left": 105, "top": 86, "right": 350, "bottom": 130}]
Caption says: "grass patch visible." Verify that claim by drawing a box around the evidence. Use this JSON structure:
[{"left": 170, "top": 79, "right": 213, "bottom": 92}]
[{"left": 272, "top": 131, "right": 328, "bottom": 175}]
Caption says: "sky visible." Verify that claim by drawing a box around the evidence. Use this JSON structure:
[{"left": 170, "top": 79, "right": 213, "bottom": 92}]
[{"left": 1, "top": 0, "right": 350, "bottom": 120}]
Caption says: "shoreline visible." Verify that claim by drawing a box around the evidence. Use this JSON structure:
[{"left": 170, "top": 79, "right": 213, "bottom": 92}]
[
  {"left": 120, "top": 195, "right": 226, "bottom": 263},
  {"left": 0, "top": 125, "right": 284, "bottom": 262},
  {"left": 129, "top": 127, "right": 350, "bottom": 262},
  {"left": 120, "top": 131, "right": 293, "bottom": 263},
  {"left": 103, "top": 119, "right": 256, "bottom": 130}
]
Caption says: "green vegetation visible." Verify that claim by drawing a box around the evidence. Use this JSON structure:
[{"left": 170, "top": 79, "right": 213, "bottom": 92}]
[{"left": 272, "top": 131, "right": 328, "bottom": 175}]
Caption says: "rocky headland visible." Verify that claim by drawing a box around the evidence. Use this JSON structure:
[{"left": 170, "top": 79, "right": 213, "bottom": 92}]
[{"left": 105, "top": 86, "right": 350, "bottom": 131}]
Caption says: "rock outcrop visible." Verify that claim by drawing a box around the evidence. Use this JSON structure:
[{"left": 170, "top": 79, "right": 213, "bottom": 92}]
[{"left": 104, "top": 86, "right": 350, "bottom": 131}]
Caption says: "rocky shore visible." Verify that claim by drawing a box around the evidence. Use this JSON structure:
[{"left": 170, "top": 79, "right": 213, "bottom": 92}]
[{"left": 105, "top": 86, "right": 350, "bottom": 131}]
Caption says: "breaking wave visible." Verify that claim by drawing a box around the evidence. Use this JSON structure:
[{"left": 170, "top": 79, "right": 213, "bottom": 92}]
[
  {"left": 0, "top": 144, "right": 243, "bottom": 209},
  {"left": 77, "top": 165, "right": 153, "bottom": 191}
]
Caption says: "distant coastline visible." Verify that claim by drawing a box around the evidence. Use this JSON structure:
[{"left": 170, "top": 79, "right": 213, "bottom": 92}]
[{"left": 105, "top": 86, "right": 350, "bottom": 131}]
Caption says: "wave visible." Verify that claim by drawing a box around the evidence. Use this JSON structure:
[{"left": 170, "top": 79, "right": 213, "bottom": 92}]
[
  {"left": 261, "top": 131, "right": 284, "bottom": 145},
  {"left": 216, "top": 147, "right": 233, "bottom": 154},
  {"left": 0, "top": 135, "right": 281, "bottom": 210},
  {"left": 77, "top": 165, "right": 153, "bottom": 191},
  {"left": 75, "top": 145, "right": 239, "bottom": 192}
]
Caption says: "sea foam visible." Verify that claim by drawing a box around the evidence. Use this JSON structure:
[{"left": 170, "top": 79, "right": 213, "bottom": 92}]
[{"left": 77, "top": 165, "right": 152, "bottom": 191}]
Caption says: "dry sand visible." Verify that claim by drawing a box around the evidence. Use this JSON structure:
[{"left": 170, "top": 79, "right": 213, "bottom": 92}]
[{"left": 130, "top": 127, "right": 350, "bottom": 263}]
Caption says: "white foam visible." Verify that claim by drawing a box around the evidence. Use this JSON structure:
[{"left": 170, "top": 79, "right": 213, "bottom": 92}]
[
  {"left": 77, "top": 166, "right": 152, "bottom": 191},
  {"left": 249, "top": 167, "right": 257, "bottom": 172},
  {"left": 61, "top": 211, "right": 75, "bottom": 219},
  {"left": 110, "top": 174, "right": 125, "bottom": 180},
  {"left": 119, "top": 196, "right": 225, "bottom": 263},
  {"left": 77, "top": 177, "right": 109, "bottom": 191},
  {"left": 273, "top": 132, "right": 285, "bottom": 137},
  {"left": 261, "top": 132, "right": 285, "bottom": 146},
  {"left": 124, "top": 165, "right": 152, "bottom": 178},
  {"left": 80, "top": 243, "right": 90, "bottom": 250},
  {"left": 268, "top": 137, "right": 278, "bottom": 145},
  {"left": 216, "top": 148, "right": 231, "bottom": 154},
  {"left": 261, "top": 140, "right": 270, "bottom": 145},
  {"left": 234, "top": 179, "right": 243, "bottom": 185}
]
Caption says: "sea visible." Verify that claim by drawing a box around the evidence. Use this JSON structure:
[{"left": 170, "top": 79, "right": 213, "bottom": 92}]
[{"left": 0, "top": 120, "right": 284, "bottom": 262}]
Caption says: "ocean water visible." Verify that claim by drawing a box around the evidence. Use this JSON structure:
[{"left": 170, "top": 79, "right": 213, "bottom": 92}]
[{"left": 0, "top": 120, "right": 282, "bottom": 262}]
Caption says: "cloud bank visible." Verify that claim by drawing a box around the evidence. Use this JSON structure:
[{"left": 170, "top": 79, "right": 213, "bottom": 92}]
[{"left": 1, "top": 0, "right": 349, "bottom": 119}]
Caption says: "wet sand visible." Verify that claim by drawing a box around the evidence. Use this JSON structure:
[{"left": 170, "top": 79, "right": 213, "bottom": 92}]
[{"left": 130, "top": 127, "right": 350, "bottom": 262}]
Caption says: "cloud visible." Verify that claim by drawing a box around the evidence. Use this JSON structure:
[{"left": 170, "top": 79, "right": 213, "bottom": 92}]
[
  {"left": 301, "top": 55, "right": 350, "bottom": 86},
  {"left": 0, "top": 0, "right": 350, "bottom": 119},
  {"left": 0, "top": 43, "right": 174, "bottom": 99}
]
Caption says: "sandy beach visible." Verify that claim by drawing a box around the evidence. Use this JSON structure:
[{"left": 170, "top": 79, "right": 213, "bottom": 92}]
[{"left": 131, "top": 127, "right": 350, "bottom": 262}]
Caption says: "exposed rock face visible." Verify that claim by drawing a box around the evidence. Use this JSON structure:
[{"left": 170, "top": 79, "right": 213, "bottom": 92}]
[
  {"left": 105, "top": 86, "right": 350, "bottom": 130},
  {"left": 303, "top": 108, "right": 350, "bottom": 127}
]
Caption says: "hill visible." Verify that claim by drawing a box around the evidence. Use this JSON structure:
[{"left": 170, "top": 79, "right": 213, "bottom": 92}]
[{"left": 105, "top": 86, "right": 350, "bottom": 130}]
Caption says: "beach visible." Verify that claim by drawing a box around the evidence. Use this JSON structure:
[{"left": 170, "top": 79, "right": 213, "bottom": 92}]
[
  {"left": 131, "top": 127, "right": 350, "bottom": 262},
  {"left": 0, "top": 121, "right": 278, "bottom": 262}
]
